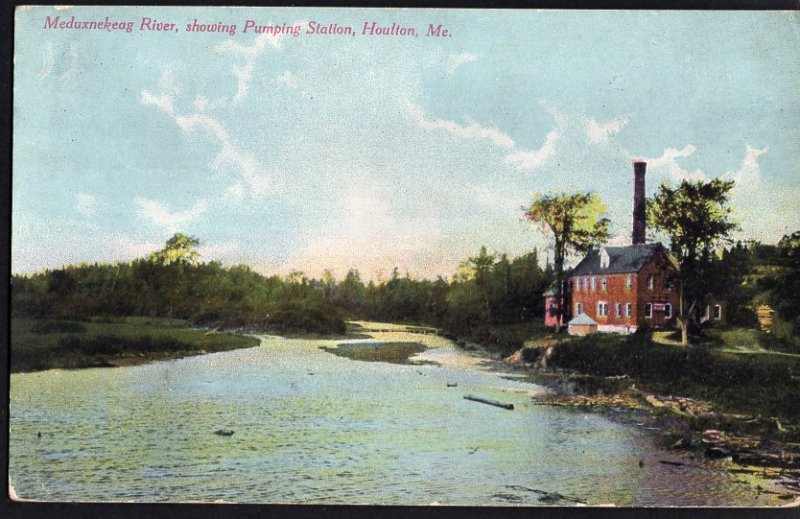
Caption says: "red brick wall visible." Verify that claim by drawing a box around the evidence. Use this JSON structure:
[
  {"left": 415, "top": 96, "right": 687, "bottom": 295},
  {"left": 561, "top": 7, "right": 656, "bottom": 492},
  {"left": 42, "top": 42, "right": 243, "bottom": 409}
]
[
  {"left": 570, "top": 273, "right": 637, "bottom": 327},
  {"left": 635, "top": 253, "right": 680, "bottom": 328},
  {"left": 569, "top": 251, "right": 680, "bottom": 329}
]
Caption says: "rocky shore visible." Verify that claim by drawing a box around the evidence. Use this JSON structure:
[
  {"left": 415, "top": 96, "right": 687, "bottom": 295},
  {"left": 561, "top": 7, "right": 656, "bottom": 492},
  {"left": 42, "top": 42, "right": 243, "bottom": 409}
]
[{"left": 504, "top": 347, "right": 800, "bottom": 501}]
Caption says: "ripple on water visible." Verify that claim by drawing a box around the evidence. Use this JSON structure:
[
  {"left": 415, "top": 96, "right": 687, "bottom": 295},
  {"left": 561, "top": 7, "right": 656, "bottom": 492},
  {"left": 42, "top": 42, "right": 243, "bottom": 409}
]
[{"left": 8, "top": 331, "right": 792, "bottom": 506}]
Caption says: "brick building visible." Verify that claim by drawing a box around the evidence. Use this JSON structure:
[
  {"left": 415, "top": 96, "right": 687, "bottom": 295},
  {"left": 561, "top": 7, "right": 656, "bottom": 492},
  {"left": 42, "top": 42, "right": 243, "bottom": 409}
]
[
  {"left": 545, "top": 160, "right": 681, "bottom": 334},
  {"left": 568, "top": 242, "right": 679, "bottom": 333}
]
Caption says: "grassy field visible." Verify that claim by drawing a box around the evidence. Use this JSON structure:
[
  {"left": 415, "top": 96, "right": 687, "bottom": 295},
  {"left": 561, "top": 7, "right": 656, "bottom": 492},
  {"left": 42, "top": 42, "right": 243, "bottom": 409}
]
[{"left": 11, "top": 317, "right": 260, "bottom": 373}]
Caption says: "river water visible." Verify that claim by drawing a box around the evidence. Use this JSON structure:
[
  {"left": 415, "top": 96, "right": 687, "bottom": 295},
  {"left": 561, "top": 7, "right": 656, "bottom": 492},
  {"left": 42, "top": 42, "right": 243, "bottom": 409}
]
[{"left": 8, "top": 325, "right": 788, "bottom": 506}]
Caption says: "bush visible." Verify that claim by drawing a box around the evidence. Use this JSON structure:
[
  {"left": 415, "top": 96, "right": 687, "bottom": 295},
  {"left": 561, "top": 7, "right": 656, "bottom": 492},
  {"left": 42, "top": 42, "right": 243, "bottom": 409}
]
[
  {"left": 31, "top": 320, "right": 87, "bottom": 334},
  {"left": 267, "top": 300, "right": 346, "bottom": 335},
  {"left": 547, "top": 333, "right": 800, "bottom": 421}
]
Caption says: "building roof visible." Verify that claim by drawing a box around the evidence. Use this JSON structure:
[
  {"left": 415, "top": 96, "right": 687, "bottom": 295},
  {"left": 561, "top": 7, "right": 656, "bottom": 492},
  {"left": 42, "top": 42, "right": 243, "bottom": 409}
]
[
  {"left": 570, "top": 242, "right": 672, "bottom": 276},
  {"left": 568, "top": 313, "right": 598, "bottom": 326}
]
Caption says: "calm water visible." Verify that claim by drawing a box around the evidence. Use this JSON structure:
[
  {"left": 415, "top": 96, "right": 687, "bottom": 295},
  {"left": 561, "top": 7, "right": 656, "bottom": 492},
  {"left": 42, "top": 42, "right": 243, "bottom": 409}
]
[{"left": 8, "top": 326, "right": 787, "bottom": 505}]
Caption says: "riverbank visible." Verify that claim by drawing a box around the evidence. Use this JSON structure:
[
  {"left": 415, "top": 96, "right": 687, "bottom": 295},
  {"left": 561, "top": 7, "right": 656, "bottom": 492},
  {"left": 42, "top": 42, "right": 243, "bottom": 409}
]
[
  {"left": 497, "top": 335, "right": 800, "bottom": 499},
  {"left": 10, "top": 317, "right": 261, "bottom": 373}
]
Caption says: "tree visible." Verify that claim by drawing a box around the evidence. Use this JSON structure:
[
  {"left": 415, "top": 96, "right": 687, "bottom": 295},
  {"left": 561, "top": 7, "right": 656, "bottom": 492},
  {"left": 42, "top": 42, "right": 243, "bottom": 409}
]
[
  {"left": 147, "top": 233, "right": 201, "bottom": 266},
  {"left": 769, "top": 231, "right": 800, "bottom": 340},
  {"left": 523, "top": 192, "right": 610, "bottom": 328},
  {"left": 647, "top": 178, "right": 738, "bottom": 344}
]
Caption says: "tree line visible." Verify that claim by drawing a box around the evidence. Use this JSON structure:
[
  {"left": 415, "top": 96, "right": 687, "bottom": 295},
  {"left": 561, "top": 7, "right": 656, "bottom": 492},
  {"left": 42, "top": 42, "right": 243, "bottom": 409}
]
[
  {"left": 11, "top": 235, "right": 553, "bottom": 339},
  {"left": 11, "top": 177, "right": 799, "bottom": 347}
]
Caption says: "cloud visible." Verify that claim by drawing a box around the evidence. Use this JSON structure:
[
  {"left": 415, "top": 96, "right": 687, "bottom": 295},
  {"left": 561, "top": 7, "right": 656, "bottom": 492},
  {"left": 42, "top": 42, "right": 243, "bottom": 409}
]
[
  {"left": 217, "top": 30, "right": 284, "bottom": 104},
  {"left": 74, "top": 192, "right": 98, "bottom": 217},
  {"left": 644, "top": 144, "right": 707, "bottom": 183},
  {"left": 60, "top": 41, "right": 79, "bottom": 84},
  {"left": 141, "top": 103, "right": 272, "bottom": 199},
  {"left": 722, "top": 145, "right": 799, "bottom": 242},
  {"left": 404, "top": 99, "right": 515, "bottom": 149},
  {"left": 276, "top": 70, "right": 299, "bottom": 89},
  {"left": 198, "top": 241, "right": 239, "bottom": 262},
  {"left": 38, "top": 42, "right": 53, "bottom": 80},
  {"left": 110, "top": 234, "right": 161, "bottom": 259},
  {"left": 504, "top": 130, "right": 559, "bottom": 171},
  {"left": 586, "top": 114, "right": 631, "bottom": 144},
  {"left": 134, "top": 197, "right": 208, "bottom": 234},
  {"left": 446, "top": 52, "right": 477, "bottom": 76},
  {"left": 723, "top": 144, "right": 768, "bottom": 188},
  {"left": 141, "top": 90, "right": 175, "bottom": 116}
]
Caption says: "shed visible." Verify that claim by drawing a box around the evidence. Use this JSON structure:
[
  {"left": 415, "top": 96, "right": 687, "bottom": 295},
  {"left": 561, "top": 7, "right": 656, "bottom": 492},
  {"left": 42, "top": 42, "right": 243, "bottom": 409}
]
[{"left": 568, "top": 313, "right": 598, "bottom": 336}]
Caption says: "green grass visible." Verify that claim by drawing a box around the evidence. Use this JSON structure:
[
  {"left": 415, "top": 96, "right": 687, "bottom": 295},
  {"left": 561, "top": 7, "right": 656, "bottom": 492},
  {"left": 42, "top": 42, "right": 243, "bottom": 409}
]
[
  {"left": 538, "top": 332, "right": 800, "bottom": 423},
  {"left": 11, "top": 317, "right": 260, "bottom": 373},
  {"left": 321, "top": 341, "right": 428, "bottom": 364}
]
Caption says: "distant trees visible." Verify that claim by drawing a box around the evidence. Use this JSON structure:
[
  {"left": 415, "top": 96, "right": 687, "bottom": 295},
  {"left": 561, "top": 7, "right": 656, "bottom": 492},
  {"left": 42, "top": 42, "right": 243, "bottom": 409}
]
[
  {"left": 524, "top": 192, "right": 610, "bottom": 327},
  {"left": 647, "top": 179, "right": 738, "bottom": 344},
  {"left": 11, "top": 233, "right": 553, "bottom": 338}
]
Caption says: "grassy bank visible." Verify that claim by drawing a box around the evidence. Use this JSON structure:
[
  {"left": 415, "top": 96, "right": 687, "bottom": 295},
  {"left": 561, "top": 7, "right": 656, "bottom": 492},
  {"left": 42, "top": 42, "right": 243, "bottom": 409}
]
[
  {"left": 524, "top": 331, "right": 800, "bottom": 424},
  {"left": 444, "top": 321, "right": 549, "bottom": 357},
  {"left": 320, "top": 341, "right": 428, "bottom": 364},
  {"left": 11, "top": 317, "right": 260, "bottom": 373}
]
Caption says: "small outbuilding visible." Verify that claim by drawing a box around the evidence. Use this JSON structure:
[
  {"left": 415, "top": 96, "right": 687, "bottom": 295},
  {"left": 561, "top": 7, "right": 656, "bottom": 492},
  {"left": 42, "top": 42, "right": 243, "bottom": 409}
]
[{"left": 568, "top": 313, "right": 598, "bottom": 336}]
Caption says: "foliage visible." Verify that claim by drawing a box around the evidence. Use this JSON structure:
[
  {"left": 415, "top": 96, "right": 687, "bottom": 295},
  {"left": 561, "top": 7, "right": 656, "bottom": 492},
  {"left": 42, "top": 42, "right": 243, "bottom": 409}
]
[
  {"left": 547, "top": 333, "right": 800, "bottom": 420},
  {"left": 11, "top": 317, "right": 258, "bottom": 373},
  {"left": 647, "top": 179, "right": 738, "bottom": 343},
  {"left": 524, "top": 192, "right": 610, "bottom": 325}
]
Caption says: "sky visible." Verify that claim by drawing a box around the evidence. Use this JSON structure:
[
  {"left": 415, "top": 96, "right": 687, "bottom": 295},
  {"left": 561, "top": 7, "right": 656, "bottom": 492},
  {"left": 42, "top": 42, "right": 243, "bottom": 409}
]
[{"left": 12, "top": 7, "right": 800, "bottom": 279}]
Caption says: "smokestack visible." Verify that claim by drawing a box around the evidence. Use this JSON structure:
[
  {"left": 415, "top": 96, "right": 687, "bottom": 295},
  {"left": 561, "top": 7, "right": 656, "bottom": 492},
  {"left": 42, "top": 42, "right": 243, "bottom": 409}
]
[{"left": 632, "top": 161, "right": 647, "bottom": 245}]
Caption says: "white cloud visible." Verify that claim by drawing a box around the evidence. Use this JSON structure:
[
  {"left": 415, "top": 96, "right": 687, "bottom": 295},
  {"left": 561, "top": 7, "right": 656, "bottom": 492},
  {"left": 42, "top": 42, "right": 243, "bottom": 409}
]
[
  {"left": 504, "top": 130, "right": 559, "bottom": 171},
  {"left": 198, "top": 241, "right": 239, "bottom": 263},
  {"left": 38, "top": 42, "right": 53, "bottom": 80},
  {"left": 644, "top": 144, "right": 707, "bottom": 183},
  {"left": 276, "top": 70, "right": 299, "bottom": 89},
  {"left": 404, "top": 99, "right": 515, "bottom": 149},
  {"left": 74, "top": 192, "right": 98, "bottom": 217},
  {"left": 586, "top": 114, "right": 631, "bottom": 144},
  {"left": 723, "top": 144, "right": 768, "bottom": 188},
  {"left": 172, "top": 113, "right": 271, "bottom": 199},
  {"left": 60, "top": 41, "right": 79, "bottom": 84},
  {"left": 134, "top": 197, "right": 208, "bottom": 234},
  {"left": 217, "top": 30, "right": 284, "bottom": 104},
  {"left": 141, "top": 90, "right": 175, "bottom": 116},
  {"left": 110, "top": 234, "right": 161, "bottom": 259},
  {"left": 446, "top": 52, "right": 478, "bottom": 76}
]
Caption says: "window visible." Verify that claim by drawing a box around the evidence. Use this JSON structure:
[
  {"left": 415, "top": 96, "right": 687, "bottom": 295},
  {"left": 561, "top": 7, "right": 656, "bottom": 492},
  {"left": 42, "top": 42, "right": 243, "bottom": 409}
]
[
  {"left": 645, "top": 303, "right": 652, "bottom": 318},
  {"left": 665, "top": 277, "right": 674, "bottom": 290},
  {"left": 625, "top": 303, "right": 632, "bottom": 317},
  {"left": 714, "top": 305, "right": 722, "bottom": 320},
  {"left": 591, "top": 277, "right": 597, "bottom": 291},
  {"left": 598, "top": 302, "right": 608, "bottom": 316},
  {"left": 647, "top": 275, "right": 654, "bottom": 290},
  {"left": 664, "top": 303, "right": 672, "bottom": 318},
  {"left": 600, "top": 248, "right": 610, "bottom": 269},
  {"left": 626, "top": 275, "right": 634, "bottom": 289},
  {"left": 601, "top": 277, "right": 607, "bottom": 291},
  {"left": 576, "top": 302, "right": 583, "bottom": 315},
  {"left": 616, "top": 303, "right": 623, "bottom": 317}
]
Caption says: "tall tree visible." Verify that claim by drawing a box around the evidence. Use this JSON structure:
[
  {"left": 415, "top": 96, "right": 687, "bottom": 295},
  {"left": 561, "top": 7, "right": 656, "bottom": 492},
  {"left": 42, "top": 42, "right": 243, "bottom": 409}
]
[
  {"left": 523, "top": 192, "right": 610, "bottom": 327},
  {"left": 647, "top": 178, "right": 738, "bottom": 344}
]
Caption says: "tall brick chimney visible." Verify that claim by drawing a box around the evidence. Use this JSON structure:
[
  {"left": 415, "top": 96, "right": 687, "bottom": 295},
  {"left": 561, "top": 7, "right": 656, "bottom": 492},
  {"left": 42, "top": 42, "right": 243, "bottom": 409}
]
[{"left": 632, "top": 161, "right": 647, "bottom": 245}]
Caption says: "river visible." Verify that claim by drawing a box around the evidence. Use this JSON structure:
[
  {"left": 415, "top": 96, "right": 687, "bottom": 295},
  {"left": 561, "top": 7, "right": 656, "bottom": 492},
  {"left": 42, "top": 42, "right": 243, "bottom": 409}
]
[{"left": 8, "top": 323, "right": 788, "bottom": 506}]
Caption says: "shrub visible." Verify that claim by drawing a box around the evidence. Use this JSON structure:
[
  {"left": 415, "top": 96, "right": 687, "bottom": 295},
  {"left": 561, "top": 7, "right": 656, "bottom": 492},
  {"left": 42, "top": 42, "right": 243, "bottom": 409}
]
[{"left": 31, "top": 320, "right": 87, "bottom": 334}]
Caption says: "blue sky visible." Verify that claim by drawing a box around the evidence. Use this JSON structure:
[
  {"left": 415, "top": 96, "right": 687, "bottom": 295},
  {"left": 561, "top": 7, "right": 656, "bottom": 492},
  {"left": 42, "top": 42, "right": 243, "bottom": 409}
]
[{"left": 13, "top": 7, "right": 800, "bottom": 278}]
